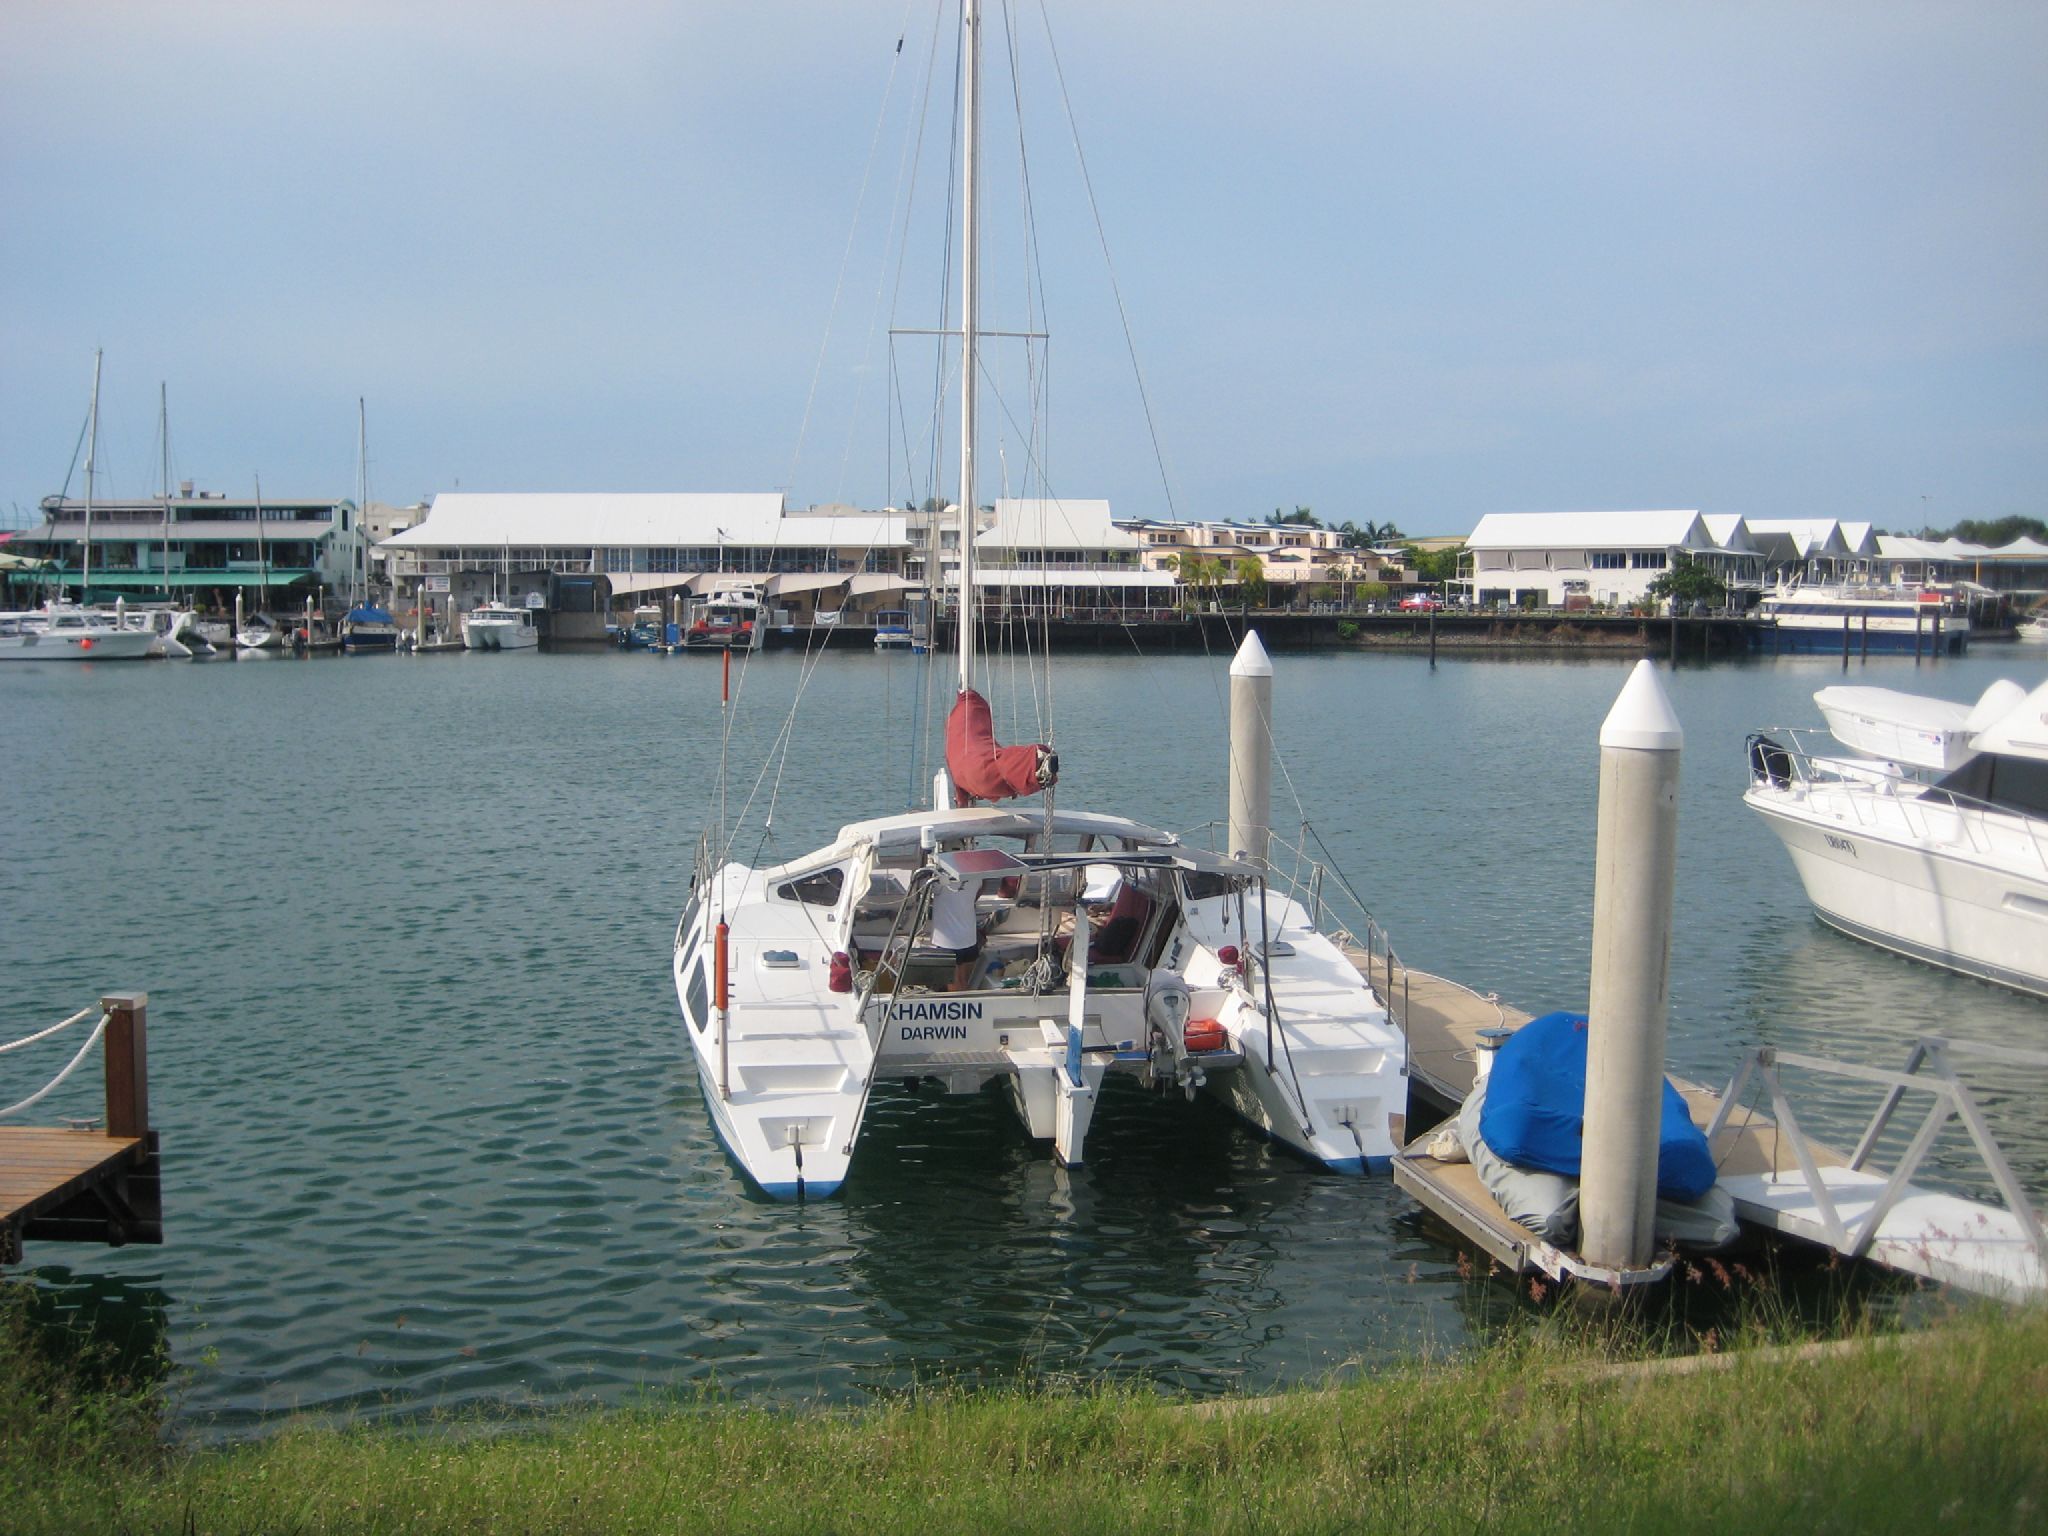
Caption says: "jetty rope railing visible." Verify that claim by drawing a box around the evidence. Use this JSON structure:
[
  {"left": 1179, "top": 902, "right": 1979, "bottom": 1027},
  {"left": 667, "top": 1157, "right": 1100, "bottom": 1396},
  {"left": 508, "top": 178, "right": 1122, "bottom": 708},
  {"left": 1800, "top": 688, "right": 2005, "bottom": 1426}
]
[{"left": 0, "top": 1005, "right": 112, "bottom": 1120}]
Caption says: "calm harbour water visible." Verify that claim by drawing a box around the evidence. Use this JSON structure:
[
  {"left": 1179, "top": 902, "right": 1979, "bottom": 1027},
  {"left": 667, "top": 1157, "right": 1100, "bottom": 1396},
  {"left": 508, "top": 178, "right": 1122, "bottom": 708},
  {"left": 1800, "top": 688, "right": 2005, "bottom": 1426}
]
[{"left": 4, "top": 638, "right": 2045, "bottom": 1433}]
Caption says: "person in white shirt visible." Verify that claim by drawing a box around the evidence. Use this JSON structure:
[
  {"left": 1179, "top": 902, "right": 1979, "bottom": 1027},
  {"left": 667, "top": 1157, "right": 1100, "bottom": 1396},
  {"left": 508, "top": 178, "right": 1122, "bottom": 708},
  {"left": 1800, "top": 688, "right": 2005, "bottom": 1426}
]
[{"left": 930, "top": 863, "right": 983, "bottom": 992}]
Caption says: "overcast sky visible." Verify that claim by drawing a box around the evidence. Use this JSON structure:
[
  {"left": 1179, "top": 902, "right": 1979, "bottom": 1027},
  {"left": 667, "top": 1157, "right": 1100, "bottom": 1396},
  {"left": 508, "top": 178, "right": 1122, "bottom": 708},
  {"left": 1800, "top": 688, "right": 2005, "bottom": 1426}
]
[{"left": 4, "top": 1, "right": 2043, "bottom": 535}]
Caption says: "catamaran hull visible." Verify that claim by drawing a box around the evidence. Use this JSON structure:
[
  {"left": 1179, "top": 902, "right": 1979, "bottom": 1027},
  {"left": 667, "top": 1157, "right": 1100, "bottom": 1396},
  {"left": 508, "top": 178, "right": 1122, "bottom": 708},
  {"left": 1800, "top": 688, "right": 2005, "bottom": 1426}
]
[
  {"left": 686, "top": 1048, "right": 849, "bottom": 1200},
  {"left": 1748, "top": 790, "right": 2048, "bottom": 999},
  {"left": 462, "top": 625, "right": 538, "bottom": 651}
]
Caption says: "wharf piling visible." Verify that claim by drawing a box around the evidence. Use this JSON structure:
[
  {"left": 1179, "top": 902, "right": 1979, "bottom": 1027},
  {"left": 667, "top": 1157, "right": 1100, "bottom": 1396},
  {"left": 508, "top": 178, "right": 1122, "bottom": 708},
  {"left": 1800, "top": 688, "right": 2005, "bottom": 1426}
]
[
  {"left": 1580, "top": 661, "right": 1685, "bottom": 1273},
  {"left": 1227, "top": 632, "right": 1273, "bottom": 867}
]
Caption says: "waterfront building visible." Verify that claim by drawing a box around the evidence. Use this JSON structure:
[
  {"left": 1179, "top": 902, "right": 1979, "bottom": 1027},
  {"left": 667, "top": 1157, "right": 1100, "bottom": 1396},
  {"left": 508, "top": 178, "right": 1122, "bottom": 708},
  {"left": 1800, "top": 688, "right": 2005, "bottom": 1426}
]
[
  {"left": 1462, "top": 510, "right": 1737, "bottom": 610},
  {"left": 378, "top": 492, "right": 913, "bottom": 626},
  {"left": 1743, "top": 519, "right": 1872, "bottom": 587},
  {"left": 1116, "top": 518, "right": 1417, "bottom": 603},
  {"left": 975, "top": 499, "right": 1176, "bottom": 620},
  {"left": 14, "top": 486, "right": 364, "bottom": 603},
  {"left": 1872, "top": 534, "right": 2048, "bottom": 602},
  {"left": 363, "top": 501, "right": 428, "bottom": 596}
]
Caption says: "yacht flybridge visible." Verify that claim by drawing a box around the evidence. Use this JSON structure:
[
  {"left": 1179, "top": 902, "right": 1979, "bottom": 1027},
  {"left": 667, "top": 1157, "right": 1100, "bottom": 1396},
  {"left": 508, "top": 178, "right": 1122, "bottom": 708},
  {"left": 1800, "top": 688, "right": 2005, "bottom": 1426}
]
[{"left": 671, "top": 0, "right": 1405, "bottom": 1198}]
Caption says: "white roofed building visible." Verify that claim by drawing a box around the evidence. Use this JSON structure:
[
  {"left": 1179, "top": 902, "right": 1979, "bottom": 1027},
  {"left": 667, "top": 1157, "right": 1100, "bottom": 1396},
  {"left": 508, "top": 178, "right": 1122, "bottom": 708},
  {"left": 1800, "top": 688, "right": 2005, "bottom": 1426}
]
[
  {"left": 1462, "top": 511, "right": 1732, "bottom": 610},
  {"left": 1744, "top": 519, "right": 1868, "bottom": 585},
  {"left": 1874, "top": 534, "right": 2048, "bottom": 599},
  {"left": 967, "top": 498, "right": 1176, "bottom": 620},
  {"left": 380, "top": 492, "right": 912, "bottom": 623}
]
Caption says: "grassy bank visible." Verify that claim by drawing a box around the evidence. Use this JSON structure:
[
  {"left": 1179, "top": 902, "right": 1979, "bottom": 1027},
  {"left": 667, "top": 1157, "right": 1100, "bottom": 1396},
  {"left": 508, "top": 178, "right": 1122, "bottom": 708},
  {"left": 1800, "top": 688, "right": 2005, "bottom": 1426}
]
[{"left": 5, "top": 1284, "right": 2044, "bottom": 1534}]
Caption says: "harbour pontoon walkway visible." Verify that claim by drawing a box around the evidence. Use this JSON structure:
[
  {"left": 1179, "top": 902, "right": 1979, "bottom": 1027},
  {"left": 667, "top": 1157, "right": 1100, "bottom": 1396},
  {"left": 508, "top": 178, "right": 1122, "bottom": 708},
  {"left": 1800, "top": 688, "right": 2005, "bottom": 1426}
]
[
  {"left": 1370, "top": 961, "right": 2043, "bottom": 1300},
  {"left": 0, "top": 992, "right": 161, "bottom": 1265}
]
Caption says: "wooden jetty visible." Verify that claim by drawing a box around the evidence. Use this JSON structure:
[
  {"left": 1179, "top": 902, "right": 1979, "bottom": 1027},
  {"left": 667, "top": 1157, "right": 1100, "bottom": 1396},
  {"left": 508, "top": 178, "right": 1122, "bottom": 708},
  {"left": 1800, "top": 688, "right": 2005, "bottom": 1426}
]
[
  {"left": 1371, "top": 959, "right": 2043, "bottom": 1299},
  {"left": 0, "top": 992, "right": 161, "bottom": 1265}
]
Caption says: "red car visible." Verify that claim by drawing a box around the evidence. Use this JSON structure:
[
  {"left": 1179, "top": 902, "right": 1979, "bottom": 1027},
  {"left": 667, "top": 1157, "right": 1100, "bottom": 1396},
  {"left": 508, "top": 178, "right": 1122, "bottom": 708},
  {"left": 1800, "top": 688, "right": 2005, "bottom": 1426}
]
[{"left": 1398, "top": 595, "right": 1439, "bottom": 611}]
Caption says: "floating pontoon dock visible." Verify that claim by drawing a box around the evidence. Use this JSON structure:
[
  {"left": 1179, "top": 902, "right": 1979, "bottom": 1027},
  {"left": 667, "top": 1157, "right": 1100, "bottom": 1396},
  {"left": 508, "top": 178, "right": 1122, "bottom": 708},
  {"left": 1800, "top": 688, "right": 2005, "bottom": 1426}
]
[
  {"left": 0, "top": 992, "right": 161, "bottom": 1265},
  {"left": 1376, "top": 961, "right": 2044, "bottom": 1300}
]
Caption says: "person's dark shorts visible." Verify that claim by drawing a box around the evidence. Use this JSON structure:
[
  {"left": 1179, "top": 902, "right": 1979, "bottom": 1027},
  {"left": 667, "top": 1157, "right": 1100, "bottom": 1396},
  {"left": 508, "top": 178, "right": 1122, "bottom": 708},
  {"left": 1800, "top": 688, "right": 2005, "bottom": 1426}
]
[{"left": 947, "top": 940, "right": 983, "bottom": 964}]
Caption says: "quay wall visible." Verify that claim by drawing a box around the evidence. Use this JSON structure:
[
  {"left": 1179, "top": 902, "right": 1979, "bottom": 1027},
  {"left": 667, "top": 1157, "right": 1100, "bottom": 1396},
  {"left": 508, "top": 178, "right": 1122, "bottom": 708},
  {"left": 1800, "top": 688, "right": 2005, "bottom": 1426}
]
[{"left": 909, "top": 612, "right": 1769, "bottom": 656}]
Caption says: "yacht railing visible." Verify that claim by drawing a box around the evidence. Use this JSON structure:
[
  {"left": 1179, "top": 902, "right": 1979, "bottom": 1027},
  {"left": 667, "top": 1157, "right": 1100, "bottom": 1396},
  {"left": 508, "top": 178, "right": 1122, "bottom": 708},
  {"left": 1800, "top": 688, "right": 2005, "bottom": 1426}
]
[
  {"left": 1747, "top": 729, "right": 2048, "bottom": 875},
  {"left": 1181, "top": 819, "right": 1412, "bottom": 1031}
]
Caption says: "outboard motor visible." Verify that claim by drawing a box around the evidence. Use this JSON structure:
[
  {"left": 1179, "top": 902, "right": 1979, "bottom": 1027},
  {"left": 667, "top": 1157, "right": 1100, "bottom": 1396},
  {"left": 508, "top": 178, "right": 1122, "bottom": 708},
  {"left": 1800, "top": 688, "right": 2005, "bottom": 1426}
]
[{"left": 1144, "top": 974, "right": 1205, "bottom": 1099}]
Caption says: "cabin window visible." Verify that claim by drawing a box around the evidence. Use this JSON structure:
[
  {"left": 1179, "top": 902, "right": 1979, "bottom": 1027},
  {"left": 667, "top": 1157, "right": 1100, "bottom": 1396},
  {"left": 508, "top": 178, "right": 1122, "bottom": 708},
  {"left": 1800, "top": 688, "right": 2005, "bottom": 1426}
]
[
  {"left": 1180, "top": 869, "right": 1237, "bottom": 902},
  {"left": 775, "top": 867, "right": 845, "bottom": 906},
  {"left": 684, "top": 959, "right": 710, "bottom": 1031}
]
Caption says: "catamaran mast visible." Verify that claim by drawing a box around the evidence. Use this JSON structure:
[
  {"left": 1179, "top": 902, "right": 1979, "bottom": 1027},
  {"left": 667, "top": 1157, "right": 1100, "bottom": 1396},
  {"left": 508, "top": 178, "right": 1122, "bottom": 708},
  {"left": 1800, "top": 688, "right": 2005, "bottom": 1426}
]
[
  {"left": 956, "top": 0, "right": 981, "bottom": 698},
  {"left": 81, "top": 348, "right": 101, "bottom": 601}
]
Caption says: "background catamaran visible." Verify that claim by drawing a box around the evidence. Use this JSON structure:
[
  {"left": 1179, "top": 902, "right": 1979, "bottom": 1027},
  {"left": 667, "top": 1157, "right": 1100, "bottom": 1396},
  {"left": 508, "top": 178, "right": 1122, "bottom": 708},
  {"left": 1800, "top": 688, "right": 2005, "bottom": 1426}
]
[{"left": 672, "top": 0, "right": 1406, "bottom": 1199}]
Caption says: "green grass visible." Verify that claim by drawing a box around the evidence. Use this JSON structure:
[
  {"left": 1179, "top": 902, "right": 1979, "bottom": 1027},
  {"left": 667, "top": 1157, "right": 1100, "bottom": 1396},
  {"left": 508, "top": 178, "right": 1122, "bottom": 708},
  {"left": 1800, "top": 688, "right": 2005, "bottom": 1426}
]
[{"left": 5, "top": 1280, "right": 2045, "bottom": 1534}]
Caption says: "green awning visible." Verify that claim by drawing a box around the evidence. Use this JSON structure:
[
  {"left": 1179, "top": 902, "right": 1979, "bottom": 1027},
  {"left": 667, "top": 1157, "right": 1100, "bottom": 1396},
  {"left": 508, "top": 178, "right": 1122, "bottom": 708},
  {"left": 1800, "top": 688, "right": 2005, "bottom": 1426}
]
[{"left": 19, "top": 570, "right": 318, "bottom": 590}]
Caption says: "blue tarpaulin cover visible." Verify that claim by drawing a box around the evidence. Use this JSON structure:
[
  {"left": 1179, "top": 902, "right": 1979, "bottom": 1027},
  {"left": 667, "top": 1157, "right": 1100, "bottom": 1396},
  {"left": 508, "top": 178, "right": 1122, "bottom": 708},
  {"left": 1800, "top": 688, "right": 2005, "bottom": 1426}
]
[
  {"left": 1477, "top": 1010, "right": 1717, "bottom": 1202},
  {"left": 345, "top": 606, "right": 395, "bottom": 624}
]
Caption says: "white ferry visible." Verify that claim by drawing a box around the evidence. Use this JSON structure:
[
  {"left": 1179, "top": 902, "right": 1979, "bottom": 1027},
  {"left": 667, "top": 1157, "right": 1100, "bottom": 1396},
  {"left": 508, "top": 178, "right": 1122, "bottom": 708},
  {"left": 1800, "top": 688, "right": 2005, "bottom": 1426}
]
[{"left": 1756, "top": 582, "right": 1971, "bottom": 654}]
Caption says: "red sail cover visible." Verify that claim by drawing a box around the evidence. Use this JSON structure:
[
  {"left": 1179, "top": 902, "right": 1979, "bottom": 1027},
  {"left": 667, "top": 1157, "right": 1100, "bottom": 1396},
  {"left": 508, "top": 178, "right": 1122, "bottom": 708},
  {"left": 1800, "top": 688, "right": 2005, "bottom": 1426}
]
[{"left": 946, "top": 688, "right": 1059, "bottom": 803}]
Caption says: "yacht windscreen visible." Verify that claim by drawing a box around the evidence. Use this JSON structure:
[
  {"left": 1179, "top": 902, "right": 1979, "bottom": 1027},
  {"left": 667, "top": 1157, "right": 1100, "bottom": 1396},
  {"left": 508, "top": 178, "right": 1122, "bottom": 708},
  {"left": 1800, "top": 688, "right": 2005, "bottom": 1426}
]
[{"left": 1937, "top": 755, "right": 2048, "bottom": 820}]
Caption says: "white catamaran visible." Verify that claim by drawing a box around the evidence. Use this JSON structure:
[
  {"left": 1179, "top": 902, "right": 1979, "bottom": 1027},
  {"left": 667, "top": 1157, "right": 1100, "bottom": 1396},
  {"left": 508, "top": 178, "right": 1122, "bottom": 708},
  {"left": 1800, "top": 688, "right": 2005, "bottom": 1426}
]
[{"left": 671, "top": 1, "right": 1406, "bottom": 1199}]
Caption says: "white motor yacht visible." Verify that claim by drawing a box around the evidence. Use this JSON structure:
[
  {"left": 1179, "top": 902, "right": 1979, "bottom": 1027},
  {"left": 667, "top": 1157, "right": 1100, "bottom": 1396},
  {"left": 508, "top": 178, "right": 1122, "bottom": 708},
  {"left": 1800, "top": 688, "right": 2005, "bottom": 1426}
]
[
  {"left": 236, "top": 613, "right": 285, "bottom": 651},
  {"left": 462, "top": 602, "right": 540, "bottom": 651},
  {"left": 681, "top": 584, "right": 765, "bottom": 651},
  {"left": 873, "top": 609, "right": 915, "bottom": 651},
  {"left": 1746, "top": 679, "right": 2048, "bottom": 998},
  {"left": 1757, "top": 581, "right": 1972, "bottom": 654},
  {"left": 0, "top": 607, "right": 156, "bottom": 661}
]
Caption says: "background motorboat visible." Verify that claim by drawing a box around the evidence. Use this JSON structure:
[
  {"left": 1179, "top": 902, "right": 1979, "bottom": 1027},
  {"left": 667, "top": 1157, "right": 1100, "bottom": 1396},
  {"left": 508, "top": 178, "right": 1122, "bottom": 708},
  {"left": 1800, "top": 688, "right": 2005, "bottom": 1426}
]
[{"left": 1746, "top": 678, "right": 2048, "bottom": 998}]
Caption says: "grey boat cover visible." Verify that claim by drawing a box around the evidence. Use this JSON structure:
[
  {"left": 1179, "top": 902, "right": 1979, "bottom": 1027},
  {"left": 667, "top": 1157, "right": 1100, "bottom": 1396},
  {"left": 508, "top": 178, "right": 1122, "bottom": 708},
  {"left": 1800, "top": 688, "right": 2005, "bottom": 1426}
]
[{"left": 1455, "top": 1077, "right": 1737, "bottom": 1250}]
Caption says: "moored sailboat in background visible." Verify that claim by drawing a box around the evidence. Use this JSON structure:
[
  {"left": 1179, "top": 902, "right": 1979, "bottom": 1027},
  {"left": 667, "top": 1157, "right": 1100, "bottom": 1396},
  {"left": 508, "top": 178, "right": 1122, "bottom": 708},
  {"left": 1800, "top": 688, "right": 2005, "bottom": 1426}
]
[
  {"left": 340, "top": 399, "right": 399, "bottom": 651},
  {"left": 1, "top": 351, "right": 155, "bottom": 662}
]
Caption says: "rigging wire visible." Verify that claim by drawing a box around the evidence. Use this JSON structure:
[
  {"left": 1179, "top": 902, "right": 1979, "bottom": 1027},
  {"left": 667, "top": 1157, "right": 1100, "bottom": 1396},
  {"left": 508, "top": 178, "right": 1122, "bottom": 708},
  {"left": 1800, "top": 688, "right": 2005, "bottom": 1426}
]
[
  {"left": 713, "top": 2, "right": 951, "bottom": 860},
  {"left": 1031, "top": 0, "right": 1181, "bottom": 525},
  {"left": 784, "top": 3, "right": 920, "bottom": 504}
]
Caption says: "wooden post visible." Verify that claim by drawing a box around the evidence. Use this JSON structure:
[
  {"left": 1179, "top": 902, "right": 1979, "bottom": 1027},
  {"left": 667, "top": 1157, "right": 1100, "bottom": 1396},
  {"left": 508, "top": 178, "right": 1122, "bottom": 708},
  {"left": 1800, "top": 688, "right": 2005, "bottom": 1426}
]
[
  {"left": 101, "top": 991, "right": 149, "bottom": 1139},
  {"left": 1841, "top": 613, "right": 1851, "bottom": 668},
  {"left": 1428, "top": 601, "right": 1437, "bottom": 667},
  {"left": 1860, "top": 612, "right": 1869, "bottom": 659}
]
